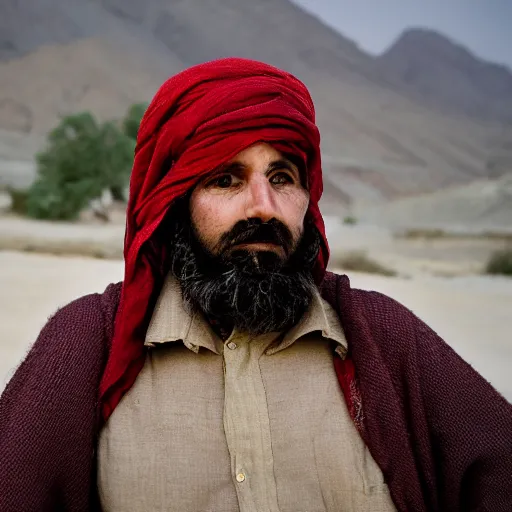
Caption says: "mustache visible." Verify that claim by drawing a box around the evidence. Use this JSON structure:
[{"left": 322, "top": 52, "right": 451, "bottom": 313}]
[{"left": 216, "top": 218, "right": 294, "bottom": 256}]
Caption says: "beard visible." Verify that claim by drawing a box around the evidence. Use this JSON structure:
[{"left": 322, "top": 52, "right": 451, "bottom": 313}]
[{"left": 166, "top": 212, "right": 320, "bottom": 336}]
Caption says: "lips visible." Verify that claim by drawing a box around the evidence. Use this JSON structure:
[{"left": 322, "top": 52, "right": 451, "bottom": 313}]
[
  {"left": 235, "top": 241, "right": 280, "bottom": 249},
  {"left": 232, "top": 240, "right": 282, "bottom": 251}
]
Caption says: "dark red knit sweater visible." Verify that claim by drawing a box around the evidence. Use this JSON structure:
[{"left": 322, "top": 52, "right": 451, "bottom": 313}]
[{"left": 1, "top": 272, "right": 511, "bottom": 511}]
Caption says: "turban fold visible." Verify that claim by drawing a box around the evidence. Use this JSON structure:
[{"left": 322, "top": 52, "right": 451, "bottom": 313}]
[{"left": 99, "top": 57, "right": 329, "bottom": 421}]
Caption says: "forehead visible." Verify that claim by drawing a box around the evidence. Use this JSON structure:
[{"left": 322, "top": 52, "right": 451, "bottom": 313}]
[
  {"left": 226, "top": 142, "right": 304, "bottom": 173},
  {"left": 228, "top": 143, "right": 286, "bottom": 163}
]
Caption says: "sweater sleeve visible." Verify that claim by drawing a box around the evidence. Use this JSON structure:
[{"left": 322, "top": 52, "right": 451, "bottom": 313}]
[
  {"left": 0, "top": 291, "right": 113, "bottom": 512},
  {"left": 361, "top": 290, "right": 512, "bottom": 512},
  {"left": 413, "top": 317, "right": 512, "bottom": 511}
]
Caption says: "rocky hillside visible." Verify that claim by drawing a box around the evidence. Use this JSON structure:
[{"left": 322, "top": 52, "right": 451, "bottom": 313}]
[
  {"left": 0, "top": 0, "right": 510, "bottom": 209},
  {"left": 358, "top": 172, "right": 512, "bottom": 232},
  {"left": 378, "top": 28, "right": 512, "bottom": 123}
]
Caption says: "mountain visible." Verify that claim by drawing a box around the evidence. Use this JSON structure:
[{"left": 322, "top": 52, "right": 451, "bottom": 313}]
[
  {"left": 378, "top": 28, "right": 512, "bottom": 123},
  {"left": 0, "top": 0, "right": 510, "bottom": 213},
  {"left": 358, "top": 172, "right": 512, "bottom": 233}
]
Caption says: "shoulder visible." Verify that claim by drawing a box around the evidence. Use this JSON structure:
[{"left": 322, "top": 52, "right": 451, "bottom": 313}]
[
  {"left": 320, "top": 271, "right": 441, "bottom": 361},
  {"left": 321, "top": 271, "right": 501, "bottom": 387},
  {"left": 56, "top": 280, "right": 122, "bottom": 325},
  {"left": 33, "top": 281, "right": 122, "bottom": 355},
  {"left": 0, "top": 282, "right": 123, "bottom": 508},
  {"left": 321, "top": 271, "right": 423, "bottom": 329},
  {"left": 2, "top": 281, "right": 122, "bottom": 399}
]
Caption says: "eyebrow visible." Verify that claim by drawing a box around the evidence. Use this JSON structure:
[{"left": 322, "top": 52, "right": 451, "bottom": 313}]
[
  {"left": 215, "top": 158, "right": 299, "bottom": 176},
  {"left": 214, "top": 161, "right": 246, "bottom": 175},
  {"left": 267, "top": 159, "right": 299, "bottom": 175}
]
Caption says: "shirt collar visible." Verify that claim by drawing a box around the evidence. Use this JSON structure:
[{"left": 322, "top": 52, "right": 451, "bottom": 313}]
[
  {"left": 264, "top": 287, "right": 347, "bottom": 357},
  {"left": 145, "top": 272, "right": 347, "bottom": 359},
  {"left": 145, "top": 273, "right": 222, "bottom": 354}
]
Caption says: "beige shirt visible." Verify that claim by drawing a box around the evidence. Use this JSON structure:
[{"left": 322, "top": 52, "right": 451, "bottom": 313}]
[{"left": 98, "top": 274, "right": 395, "bottom": 512}]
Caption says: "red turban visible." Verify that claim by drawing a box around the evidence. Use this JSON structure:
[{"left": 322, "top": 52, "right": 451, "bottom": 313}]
[{"left": 99, "top": 57, "right": 329, "bottom": 421}]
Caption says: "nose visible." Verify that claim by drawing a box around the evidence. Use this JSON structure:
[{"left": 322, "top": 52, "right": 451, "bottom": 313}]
[{"left": 244, "top": 178, "right": 279, "bottom": 222}]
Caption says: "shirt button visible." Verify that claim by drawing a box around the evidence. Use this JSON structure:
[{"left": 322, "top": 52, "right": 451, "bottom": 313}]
[
  {"left": 236, "top": 472, "right": 246, "bottom": 483},
  {"left": 227, "top": 341, "right": 238, "bottom": 350}
]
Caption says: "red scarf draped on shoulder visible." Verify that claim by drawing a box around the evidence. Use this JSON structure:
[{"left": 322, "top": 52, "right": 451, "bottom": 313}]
[{"left": 99, "top": 57, "right": 330, "bottom": 421}]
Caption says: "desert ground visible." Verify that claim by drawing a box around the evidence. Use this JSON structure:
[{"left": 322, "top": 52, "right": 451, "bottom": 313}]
[{"left": 1, "top": 216, "right": 511, "bottom": 402}]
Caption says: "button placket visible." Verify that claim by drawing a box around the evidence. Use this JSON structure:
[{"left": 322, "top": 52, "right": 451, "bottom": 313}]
[{"left": 223, "top": 332, "right": 283, "bottom": 511}]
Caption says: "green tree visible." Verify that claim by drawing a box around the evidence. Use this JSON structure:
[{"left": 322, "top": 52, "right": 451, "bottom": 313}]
[
  {"left": 100, "top": 120, "right": 136, "bottom": 202},
  {"left": 109, "top": 101, "right": 148, "bottom": 201},
  {"left": 123, "top": 102, "right": 148, "bottom": 140},
  {"left": 26, "top": 112, "right": 135, "bottom": 221}
]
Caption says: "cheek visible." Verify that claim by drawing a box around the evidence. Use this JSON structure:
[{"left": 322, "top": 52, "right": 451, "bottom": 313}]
[
  {"left": 286, "top": 190, "right": 309, "bottom": 238},
  {"left": 190, "top": 191, "right": 234, "bottom": 250}
]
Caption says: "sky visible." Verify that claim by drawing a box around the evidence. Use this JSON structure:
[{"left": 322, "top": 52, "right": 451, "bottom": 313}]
[{"left": 291, "top": 0, "right": 512, "bottom": 69}]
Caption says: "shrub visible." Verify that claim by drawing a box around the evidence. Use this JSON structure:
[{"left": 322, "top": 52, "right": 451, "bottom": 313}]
[
  {"left": 343, "top": 215, "right": 358, "bottom": 225},
  {"left": 330, "top": 250, "right": 397, "bottom": 277},
  {"left": 123, "top": 102, "right": 148, "bottom": 140},
  {"left": 26, "top": 112, "right": 135, "bottom": 220},
  {"left": 485, "top": 248, "right": 512, "bottom": 277},
  {"left": 6, "top": 187, "right": 29, "bottom": 215},
  {"left": 398, "top": 228, "right": 446, "bottom": 239}
]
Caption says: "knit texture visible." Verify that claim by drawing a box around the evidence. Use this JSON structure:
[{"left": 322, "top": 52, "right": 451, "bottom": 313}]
[{"left": 1, "top": 272, "right": 511, "bottom": 511}]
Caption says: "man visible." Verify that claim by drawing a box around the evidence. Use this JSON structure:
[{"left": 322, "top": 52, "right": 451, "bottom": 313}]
[{"left": 0, "top": 58, "right": 511, "bottom": 512}]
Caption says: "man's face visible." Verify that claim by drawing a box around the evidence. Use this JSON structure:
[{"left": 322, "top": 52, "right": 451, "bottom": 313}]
[
  {"left": 168, "top": 142, "right": 318, "bottom": 335},
  {"left": 190, "top": 143, "right": 309, "bottom": 265}
]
